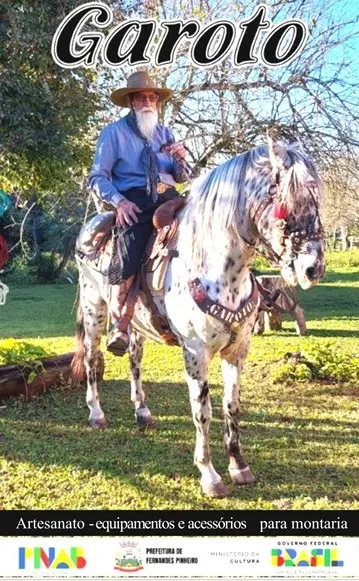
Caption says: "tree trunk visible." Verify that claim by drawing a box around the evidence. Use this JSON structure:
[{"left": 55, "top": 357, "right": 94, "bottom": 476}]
[
  {"left": 332, "top": 225, "right": 337, "bottom": 250},
  {"left": 0, "top": 352, "right": 104, "bottom": 400},
  {"left": 53, "top": 241, "right": 73, "bottom": 280},
  {"left": 340, "top": 223, "right": 348, "bottom": 251}
]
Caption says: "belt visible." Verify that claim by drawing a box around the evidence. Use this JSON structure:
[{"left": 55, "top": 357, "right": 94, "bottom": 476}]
[
  {"left": 124, "top": 184, "right": 174, "bottom": 196},
  {"left": 157, "top": 182, "right": 174, "bottom": 195}
]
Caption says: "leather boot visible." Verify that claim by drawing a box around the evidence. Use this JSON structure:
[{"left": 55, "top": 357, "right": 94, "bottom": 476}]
[{"left": 106, "top": 275, "right": 136, "bottom": 356}]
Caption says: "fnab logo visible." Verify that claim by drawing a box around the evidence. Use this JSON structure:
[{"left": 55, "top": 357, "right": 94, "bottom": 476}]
[
  {"left": 19, "top": 547, "right": 87, "bottom": 570},
  {"left": 271, "top": 548, "right": 344, "bottom": 567}
]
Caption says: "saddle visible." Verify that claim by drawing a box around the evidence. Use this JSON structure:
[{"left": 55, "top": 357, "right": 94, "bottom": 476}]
[
  {"left": 75, "top": 211, "right": 114, "bottom": 273},
  {"left": 76, "top": 198, "right": 186, "bottom": 344},
  {"left": 143, "top": 198, "right": 185, "bottom": 295},
  {"left": 139, "top": 197, "right": 186, "bottom": 345}
]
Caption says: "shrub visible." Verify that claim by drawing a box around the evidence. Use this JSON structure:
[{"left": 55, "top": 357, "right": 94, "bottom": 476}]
[
  {"left": 0, "top": 339, "right": 54, "bottom": 383},
  {"left": 325, "top": 249, "right": 359, "bottom": 270},
  {"left": 28, "top": 252, "right": 58, "bottom": 283},
  {"left": 2, "top": 255, "right": 34, "bottom": 284},
  {"left": 302, "top": 342, "right": 359, "bottom": 383},
  {"left": 273, "top": 361, "right": 313, "bottom": 383},
  {"left": 273, "top": 341, "right": 359, "bottom": 384}
]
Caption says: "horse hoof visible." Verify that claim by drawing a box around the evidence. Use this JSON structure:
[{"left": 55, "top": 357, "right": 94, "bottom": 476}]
[
  {"left": 89, "top": 417, "right": 107, "bottom": 429},
  {"left": 201, "top": 480, "right": 230, "bottom": 498},
  {"left": 135, "top": 406, "right": 153, "bottom": 428},
  {"left": 229, "top": 466, "right": 256, "bottom": 485}
]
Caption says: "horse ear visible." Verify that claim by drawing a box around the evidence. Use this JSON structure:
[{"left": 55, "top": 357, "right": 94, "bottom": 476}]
[{"left": 266, "top": 131, "right": 287, "bottom": 170}]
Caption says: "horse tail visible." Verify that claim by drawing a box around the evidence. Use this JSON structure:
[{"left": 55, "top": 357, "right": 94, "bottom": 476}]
[{"left": 71, "top": 302, "right": 86, "bottom": 384}]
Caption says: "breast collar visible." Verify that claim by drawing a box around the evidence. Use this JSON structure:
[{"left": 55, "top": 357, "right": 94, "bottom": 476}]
[{"left": 188, "top": 272, "right": 259, "bottom": 327}]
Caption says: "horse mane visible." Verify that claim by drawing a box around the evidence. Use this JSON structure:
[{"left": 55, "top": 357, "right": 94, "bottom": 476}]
[
  {"left": 272, "top": 142, "right": 323, "bottom": 215},
  {"left": 179, "top": 142, "right": 322, "bottom": 272}
]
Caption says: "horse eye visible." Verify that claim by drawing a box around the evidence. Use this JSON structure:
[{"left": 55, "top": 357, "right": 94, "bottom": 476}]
[{"left": 286, "top": 213, "right": 296, "bottom": 227}]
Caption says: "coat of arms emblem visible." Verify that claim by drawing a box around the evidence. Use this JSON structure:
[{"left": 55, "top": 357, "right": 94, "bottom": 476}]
[{"left": 114, "top": 541, "right": 144, "bottom": 572}]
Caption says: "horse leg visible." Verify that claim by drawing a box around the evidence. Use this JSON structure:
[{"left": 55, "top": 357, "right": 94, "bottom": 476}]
[
  {"left": 183, "top": 347, "right": 229, "bottom": 498},
  {"left": 253, "top": 311, "right": 264, "bottom": 334},
  {"left": 83, "top": 299, "right": 108, "bottom": 428},
  {"left": 293, "top": 305, "right": 307, "bottom": 335},
  {"left": 268, "top": 310, "right": 282, "bottom": 331},
  {"left": 221, "top": 352, "right": 256, "bottom": 486},
  {"left": 129, "top": 330, "right": 153, "bottom": 428},
  {"left": 264, "top": 311, "right": 271, "bottom": 332}
]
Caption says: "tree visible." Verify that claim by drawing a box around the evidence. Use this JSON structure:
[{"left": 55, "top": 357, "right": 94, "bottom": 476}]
[
  {"left": 323, "top": 155, "right": 359, "bottom": 249},
  {"left": 91, "top": 2, "right": 357, "bottom": 169},
  {"left": 2, "top": 0, "right": 359, "bottom": 263},
  {"left": 0, "top": 1, "right": 100, "bottom": 196},
  {"left": 120, "top": 0, "right": 358, "bottom": 240}
]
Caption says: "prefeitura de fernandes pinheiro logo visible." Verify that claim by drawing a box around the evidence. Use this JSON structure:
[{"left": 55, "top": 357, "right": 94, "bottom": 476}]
[{"left": 114, "top": 541, "right": 144, "bottom": 572}]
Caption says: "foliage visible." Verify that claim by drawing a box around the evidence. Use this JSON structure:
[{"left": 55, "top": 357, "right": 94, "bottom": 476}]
[
  {"left": 251, "top": 254, "right": 274, "bottom": 274},
  {"left": 0, "top": 338, "right": 53, "bottom": 383},
  {"left": 325, "top": 249, "right": 359, "bottom": 270},
  {"left": 273, "top": 342, "right": 359, "bottom": 384},
  {"left": 252, "top": 249, "right": 359, "bottom": 277},
  {"left": 1, "top": 189, "right": 90, "bottom": 283},
  {"left": 322, "top": 157, "right": 359, "bottom": 249},
  {"left": 0, "top": 1, "right": 99, "bottom": 197},
  {"left": 28, "top": 253, "right": 58, "bottom": 284},
  {"left": 3, "top": 252, "right": 74, "bottom": 285},
  {"left": 272, "top": 360, "right": 313, "bottom": 384},
  {"left": 302, "top": 342, "right": 359, "bottom": 383},
  {"left": 2, "top": 255, "right": 33, "bottom": 284}
]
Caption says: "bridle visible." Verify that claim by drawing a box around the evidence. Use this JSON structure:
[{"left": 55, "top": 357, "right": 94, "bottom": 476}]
[
  {"left": 241, "top": 169, "right": 324, "bottom": 266},
  {"left": 187, "top": 161, "right": 324, "bottom": 338}
]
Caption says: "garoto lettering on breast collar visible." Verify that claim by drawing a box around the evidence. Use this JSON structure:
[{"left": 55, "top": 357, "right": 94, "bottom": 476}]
[{"left": 51, "top": 3, "right": 308, "bottom": 70}]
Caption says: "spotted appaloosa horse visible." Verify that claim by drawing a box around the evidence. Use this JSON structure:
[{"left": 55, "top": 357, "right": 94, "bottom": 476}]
[{"left": 72, "top": 137, "right": 325, "bottom": 497}]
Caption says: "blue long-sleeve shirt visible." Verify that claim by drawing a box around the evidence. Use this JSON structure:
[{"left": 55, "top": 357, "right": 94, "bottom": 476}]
[{"left": 88, "top": 117, "right": 189, "bottom": 208}]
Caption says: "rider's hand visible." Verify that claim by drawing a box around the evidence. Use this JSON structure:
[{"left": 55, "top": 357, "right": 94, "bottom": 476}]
[
  {"left": 116, "top": 199, "right": 141, "bottom": 228},
  {"left": 163, "top": 142, "right": 187, "bottom": 162}
]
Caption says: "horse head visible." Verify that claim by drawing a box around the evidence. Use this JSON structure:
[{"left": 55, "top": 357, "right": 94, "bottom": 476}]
[{"left": 253, "top": 136, "right": 325, "bottom": 289}]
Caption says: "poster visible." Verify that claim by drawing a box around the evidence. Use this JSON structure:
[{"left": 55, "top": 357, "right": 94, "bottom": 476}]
[{"left": 0, "top": 0, "right": 358, "bottom": 579}]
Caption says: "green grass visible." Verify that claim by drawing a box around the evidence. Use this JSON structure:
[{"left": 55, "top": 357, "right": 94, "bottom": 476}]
[{"left": 0, "top": 252, "right": 358, "bottom": 509}]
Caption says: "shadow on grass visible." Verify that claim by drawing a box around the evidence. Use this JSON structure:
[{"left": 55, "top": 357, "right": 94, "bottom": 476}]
[
  {"left": 295, "top": 284, "right": 359, "bottom": 328},
  {"left": 303, "top": 328, "right": 359, "bottom": 338},
  {"left": 322, "top": 271, "right": 359, "bottom": 284},
  {"left": 259, "top": 326, "right": 359, "bottom": 338},
  {"left": 1, "top": 379, "right": 358, "bottom": 506},
  {"left": 1, "top": 275, "right": 358, "bottom": 340}
]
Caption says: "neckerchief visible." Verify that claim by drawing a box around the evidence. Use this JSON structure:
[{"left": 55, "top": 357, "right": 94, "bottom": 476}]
[{"left": 126, "top": 112, "right": 159, "bottom": 202}]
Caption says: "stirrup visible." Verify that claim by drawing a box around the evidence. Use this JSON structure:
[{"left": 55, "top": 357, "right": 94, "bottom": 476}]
[{"left": 106, "top": 327, "right": 129, "bottom": 357}]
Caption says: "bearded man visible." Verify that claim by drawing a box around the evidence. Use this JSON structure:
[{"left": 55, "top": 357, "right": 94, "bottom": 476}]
[{"left": 88, "top": 71, "right": 190, "bottom": 356}]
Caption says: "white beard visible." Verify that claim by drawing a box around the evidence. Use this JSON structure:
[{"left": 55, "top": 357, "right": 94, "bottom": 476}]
[{"left": 135, "top": 109, "right": 158, "bottom": 140}]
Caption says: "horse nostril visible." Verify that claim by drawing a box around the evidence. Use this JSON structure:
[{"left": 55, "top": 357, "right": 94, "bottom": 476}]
[{"left": 306, "top": 266, "right": 316, "bottom": 280}]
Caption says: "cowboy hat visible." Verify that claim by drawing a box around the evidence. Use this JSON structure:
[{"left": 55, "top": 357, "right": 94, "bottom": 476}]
[{"left": 110, "top": 71, "right": 173, "bottom": 107}]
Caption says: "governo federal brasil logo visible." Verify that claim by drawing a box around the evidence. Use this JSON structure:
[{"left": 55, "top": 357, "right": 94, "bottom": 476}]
[
  {"left": 272, "top": 548, "right": 344, "bottom": 567},
  {"left": 19, "top": 547, "right": 86, "bottom": 569},
  {"left": 114, "top": 540, "right": 144, "bottom": 572}
]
